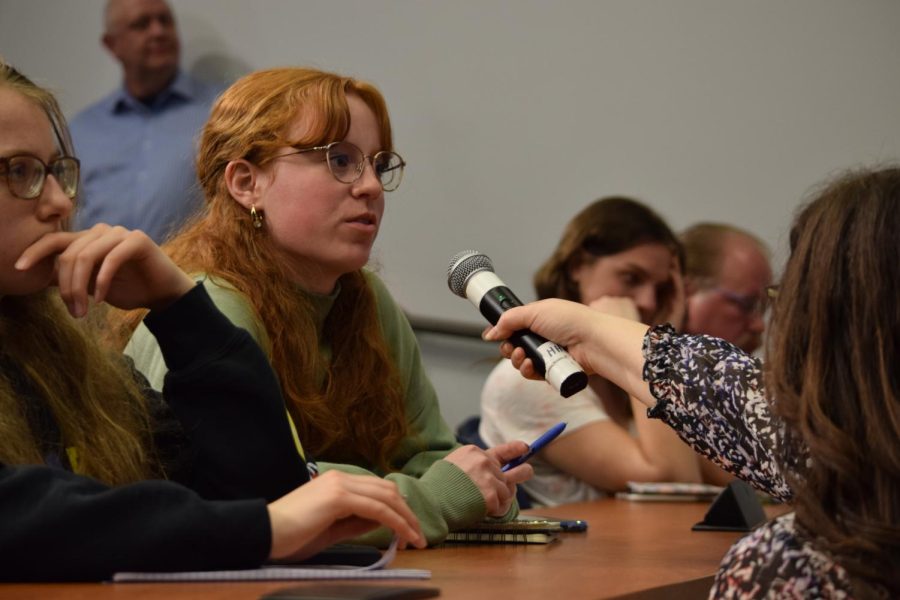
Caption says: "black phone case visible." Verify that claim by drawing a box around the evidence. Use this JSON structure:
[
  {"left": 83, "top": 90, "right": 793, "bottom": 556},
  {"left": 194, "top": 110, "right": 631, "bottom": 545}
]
[{"left": 293, "top": 544, "right": 383, "bottom": 567}]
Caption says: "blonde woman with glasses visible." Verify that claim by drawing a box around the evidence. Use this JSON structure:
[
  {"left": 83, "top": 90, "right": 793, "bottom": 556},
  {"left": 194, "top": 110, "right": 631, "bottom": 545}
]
[{"left": 0, "top": 61, "right": 424, "bottom": 582}]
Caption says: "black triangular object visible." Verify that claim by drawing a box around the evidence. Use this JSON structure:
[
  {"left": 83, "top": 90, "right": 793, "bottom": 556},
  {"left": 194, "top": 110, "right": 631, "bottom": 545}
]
[{"left": 692, "top": 480, "right": 767, "bottom": 532}]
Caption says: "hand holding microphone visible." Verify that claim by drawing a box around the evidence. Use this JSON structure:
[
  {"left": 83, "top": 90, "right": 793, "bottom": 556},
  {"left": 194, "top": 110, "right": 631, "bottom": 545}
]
[{"left": 447, "top": 250, "right": 588, "bottom": 398}]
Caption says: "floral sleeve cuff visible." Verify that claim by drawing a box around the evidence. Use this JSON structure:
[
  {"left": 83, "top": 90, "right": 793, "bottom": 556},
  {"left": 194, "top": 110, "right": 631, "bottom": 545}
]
[{"left": 642, "top": 324, "right": 678, "bottom": 420}]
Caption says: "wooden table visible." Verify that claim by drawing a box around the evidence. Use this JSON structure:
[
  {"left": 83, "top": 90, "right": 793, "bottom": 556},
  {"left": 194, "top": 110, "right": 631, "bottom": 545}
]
[{"left": 0, "top": 499, "right": 785, "bottom": 599}]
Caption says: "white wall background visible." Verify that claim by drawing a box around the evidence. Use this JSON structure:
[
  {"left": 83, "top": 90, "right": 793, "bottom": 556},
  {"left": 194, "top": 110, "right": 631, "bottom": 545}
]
[{"left": 3, "top": 0, "right": 900, "bottom": 428}]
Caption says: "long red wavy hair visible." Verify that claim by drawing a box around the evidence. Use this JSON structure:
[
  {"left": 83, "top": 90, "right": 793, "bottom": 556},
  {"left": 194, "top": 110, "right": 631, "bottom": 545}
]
[{"left": 113, "top": 68, "right": 409, "bottom": 471}]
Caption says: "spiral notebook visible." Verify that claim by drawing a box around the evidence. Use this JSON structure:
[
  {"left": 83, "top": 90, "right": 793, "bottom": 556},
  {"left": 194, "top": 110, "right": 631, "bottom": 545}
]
[
  {"left": 441, "top": 517, "right": 562, "bottom": 545},
  {"left": 444, "top": 530, "right": 558, "bottom": 544},
  {"left": 112, "top": 537, "right": 430, "bottom": 582}
]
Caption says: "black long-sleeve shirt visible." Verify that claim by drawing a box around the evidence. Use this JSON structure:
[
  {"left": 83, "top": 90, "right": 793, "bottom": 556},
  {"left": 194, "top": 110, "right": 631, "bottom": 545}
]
[{"left": 0, "top": 285, "right": 309, "bottom": 582}]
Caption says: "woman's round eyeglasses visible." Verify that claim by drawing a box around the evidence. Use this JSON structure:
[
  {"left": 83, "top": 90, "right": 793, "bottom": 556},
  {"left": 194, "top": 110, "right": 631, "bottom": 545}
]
[{"left": 276, "top": 141, "right": 405, "bottom": 192}]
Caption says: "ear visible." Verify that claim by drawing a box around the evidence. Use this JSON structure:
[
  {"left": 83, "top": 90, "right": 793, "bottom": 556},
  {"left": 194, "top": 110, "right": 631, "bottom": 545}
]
[
  {"left": 102, "top": 33, "right": 116, "bottom": 55},
  {"left": 224, "top": 159, "right": 267, "bottom": 211}
]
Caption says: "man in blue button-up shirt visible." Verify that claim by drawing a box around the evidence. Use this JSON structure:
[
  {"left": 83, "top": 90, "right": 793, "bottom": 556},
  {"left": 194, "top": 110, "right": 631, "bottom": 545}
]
[{"left": 70, "top": 0, "right": 223, "bottom": 243}]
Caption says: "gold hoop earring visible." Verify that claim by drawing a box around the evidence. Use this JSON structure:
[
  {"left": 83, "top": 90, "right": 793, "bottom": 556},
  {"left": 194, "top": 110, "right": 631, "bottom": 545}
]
[{"left": 250, "top": 205, "right": 263, "bottom": 229}]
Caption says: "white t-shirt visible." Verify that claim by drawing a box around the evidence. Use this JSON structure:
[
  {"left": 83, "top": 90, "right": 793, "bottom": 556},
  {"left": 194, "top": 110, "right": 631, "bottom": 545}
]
[{"left": 479, "top": 359, "right": 611, "bottom": 506}]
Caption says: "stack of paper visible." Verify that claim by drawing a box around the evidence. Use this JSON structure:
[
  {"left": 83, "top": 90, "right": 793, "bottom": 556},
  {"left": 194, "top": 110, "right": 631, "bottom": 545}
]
[{"left": 113, "top": 537, "right": 430, "bottom": 582}]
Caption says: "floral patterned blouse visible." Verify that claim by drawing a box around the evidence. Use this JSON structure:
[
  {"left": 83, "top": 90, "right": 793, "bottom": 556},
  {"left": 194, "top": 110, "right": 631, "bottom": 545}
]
[{"left": 642, "top": 325, "right": 871, "bottom": 599}]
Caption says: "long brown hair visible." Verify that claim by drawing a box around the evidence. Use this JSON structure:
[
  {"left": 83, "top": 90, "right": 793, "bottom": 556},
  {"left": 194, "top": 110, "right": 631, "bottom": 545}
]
[
  {"left": 768, "top": 168, "right": 900, "bottom": 595},
  {"left": 0, "top": 62, "right": 154, "bottom": 485},
  {"left": 533, "top": 196, "right": 682, "bottom": 302},
  {"left": 114, "top": 68, "right": 408, "bottom": 470}
]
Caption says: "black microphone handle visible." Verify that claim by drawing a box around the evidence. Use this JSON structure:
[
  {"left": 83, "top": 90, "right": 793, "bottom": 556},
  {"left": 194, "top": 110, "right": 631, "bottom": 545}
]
[
  {"left": 478, "top": 285, "right": 552, "bottom": 377},
  {"left": 446, "top": 254, "right": 588, "bottom": 398}
]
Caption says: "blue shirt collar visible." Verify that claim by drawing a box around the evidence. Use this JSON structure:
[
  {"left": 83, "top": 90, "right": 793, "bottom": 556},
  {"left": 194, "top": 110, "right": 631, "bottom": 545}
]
[{"left": 108, "top": 70, "right": 195, "bottom": 114}]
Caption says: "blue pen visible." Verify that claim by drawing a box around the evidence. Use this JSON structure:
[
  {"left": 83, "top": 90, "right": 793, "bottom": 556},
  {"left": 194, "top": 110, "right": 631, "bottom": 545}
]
[{"left": 501, "top": 422, "right": 567, "bottom": 472}]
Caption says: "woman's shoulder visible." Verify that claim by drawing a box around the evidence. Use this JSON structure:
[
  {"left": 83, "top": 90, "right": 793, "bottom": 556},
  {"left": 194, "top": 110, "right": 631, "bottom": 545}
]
[
  {"left": 483, "top": 358, "right": 545, "bottom": 399},
  {"left": 197, "top": 275, "right": 270, "bottom": 350},
  {"left": 361, "top": 269, "right": 393, "bottom": 303},
  {"left": 482, "top": 358, "right": 606, "bottom": 417},
  {"left": 713, "top": 513, "right": 855, "bottom": 598},
  {"left": 198, "top": 273, "right": 243, "bottom": 296},
  {"left": 360, "top": 269, "right": 407, "bottom": 328},
  {"left": 198, "top": 274, "right": 252, "bottom": 312}
]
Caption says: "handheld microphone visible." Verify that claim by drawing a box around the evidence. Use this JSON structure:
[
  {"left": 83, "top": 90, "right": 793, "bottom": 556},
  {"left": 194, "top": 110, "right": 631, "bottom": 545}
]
[{"left": 447, "top": 250, "right": 588, "bottom": 398}]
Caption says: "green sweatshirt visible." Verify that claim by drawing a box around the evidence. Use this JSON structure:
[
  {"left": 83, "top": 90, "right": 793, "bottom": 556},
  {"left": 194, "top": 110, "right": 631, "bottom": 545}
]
[{"left": 126, "top": 270, "right": 515, "bottom": 545}]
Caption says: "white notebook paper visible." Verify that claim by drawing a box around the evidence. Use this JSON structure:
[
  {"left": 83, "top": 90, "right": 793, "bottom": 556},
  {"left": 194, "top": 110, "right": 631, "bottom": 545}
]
[{"left": 112, "top": 537, "right": 431, "bottom": 582}]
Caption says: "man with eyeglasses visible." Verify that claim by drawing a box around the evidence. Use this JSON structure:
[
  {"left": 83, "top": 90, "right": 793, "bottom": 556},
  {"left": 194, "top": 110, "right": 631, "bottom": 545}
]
[
  {"left": 69, "top": 0, "right": 224, "bottom": 243},
  {"left": 680, "top": 223, "right": 773, "bottom": 354}
]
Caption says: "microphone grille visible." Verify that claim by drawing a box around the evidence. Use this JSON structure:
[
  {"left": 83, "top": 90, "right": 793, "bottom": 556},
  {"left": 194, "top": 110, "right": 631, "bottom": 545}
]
[{"left": 447, "top": 250, "right": 494, "bottom": 297}]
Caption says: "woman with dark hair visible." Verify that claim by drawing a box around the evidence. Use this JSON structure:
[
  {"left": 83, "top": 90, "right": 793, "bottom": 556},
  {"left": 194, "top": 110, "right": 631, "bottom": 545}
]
[
  {"left": 531, "top": 196, "right": 683, "bottom": 310},
  {"left": 480, "top": 196, "right": 726, "bottom": 507},
  {"left": 485, "top": 169, "right": 900, "bottom": 597}
]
